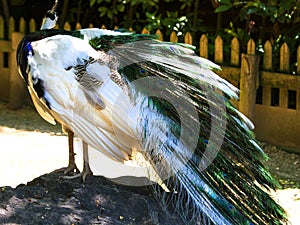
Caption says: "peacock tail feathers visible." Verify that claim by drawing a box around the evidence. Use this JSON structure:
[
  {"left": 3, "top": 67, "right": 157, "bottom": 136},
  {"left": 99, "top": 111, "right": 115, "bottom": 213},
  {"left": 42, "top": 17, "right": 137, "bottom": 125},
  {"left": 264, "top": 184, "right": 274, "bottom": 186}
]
[{"left": 102, "top": 39, "right": 287, "bottom": 224}]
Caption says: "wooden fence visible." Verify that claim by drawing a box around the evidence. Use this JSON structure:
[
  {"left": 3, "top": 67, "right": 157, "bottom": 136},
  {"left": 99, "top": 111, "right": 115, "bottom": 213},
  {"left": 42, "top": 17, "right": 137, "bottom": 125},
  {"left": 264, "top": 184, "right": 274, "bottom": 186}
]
[{"left": 1, "top": 16, "right": 300, "bottom": 151}]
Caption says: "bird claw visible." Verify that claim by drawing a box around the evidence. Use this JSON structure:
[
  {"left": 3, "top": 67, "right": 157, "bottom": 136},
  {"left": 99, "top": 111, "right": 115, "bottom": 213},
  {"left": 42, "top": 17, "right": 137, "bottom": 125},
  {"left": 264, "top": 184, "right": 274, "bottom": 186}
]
[
  {"left": 63, "top": 164, "right": 80, "bottom": 175},
  {"left": 53, "top": 165, "right": 79, "bottom": 175},
  {"left": 61, "top": 168, "right": 93, "bottom": 183}
]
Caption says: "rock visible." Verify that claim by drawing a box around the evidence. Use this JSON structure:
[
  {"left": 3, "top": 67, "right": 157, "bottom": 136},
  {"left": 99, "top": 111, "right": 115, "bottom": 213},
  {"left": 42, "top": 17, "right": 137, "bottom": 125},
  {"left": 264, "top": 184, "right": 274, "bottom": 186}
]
[{"left": 0, "top": 170, "right": 183, "bottom": 225}]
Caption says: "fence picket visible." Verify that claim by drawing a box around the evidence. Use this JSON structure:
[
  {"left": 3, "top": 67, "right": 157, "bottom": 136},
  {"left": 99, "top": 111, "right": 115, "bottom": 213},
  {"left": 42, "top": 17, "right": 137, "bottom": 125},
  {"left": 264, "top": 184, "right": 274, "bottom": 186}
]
[
  {"left": 19, "top": 17, "right": 26, "bottom": 34},
  {"left": 141, "top": 28, "right": 149, "bottom": 34},
  {"left": 0, "top": 16, "right": 4, "bottom": 38},
  {"left": 63, "top": 22, "right": 71, "bottom": 31},
  {"left": 184, "top": 32, "right": 192, "bottom": 45},
  {"left": 214, "top": 35, "right": 223, "bottom": 63},
  {"left": 231, "top": 37, "right": 239, "bottom": 66},
  {"left": 247, "top": 39, "right": 255, "bottom": 55},
  {"left": 8, "top": 17, "right": 15, "bottom": 40},
  {"left": 170, "top": 31, "right": 178, "bottom": 43},
  {"left": 199, "top": 34, "right": 208, "bottom": 58},
  {"left": 156, "top": 29, "right": 163, "bottom": 41},
  {"left": 75, "top": 22, "right": 82, "bottom": 30},
  {"left": 29, "top": 18, "right": 36, "bottom": 32},
  {"left": 263, "top": 40, "right": 272, "bottom": 70},
  {"left": 280, "top": 43, "right": 289, "bottom": 72}
]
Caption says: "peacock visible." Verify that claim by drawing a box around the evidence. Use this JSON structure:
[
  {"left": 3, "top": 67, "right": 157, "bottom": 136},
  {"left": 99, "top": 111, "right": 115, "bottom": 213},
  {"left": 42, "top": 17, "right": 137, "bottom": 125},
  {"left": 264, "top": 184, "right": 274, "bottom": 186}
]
[{"left": 16, "top": 1, "right": 288, "bottom": 224}]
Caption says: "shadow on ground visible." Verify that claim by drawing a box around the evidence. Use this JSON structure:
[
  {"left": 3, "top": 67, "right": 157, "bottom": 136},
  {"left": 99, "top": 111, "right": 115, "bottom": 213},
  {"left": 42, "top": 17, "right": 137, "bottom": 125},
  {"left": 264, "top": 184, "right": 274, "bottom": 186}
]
[{"left": 0, "top": 170, "right": 183, "bottom": 225}]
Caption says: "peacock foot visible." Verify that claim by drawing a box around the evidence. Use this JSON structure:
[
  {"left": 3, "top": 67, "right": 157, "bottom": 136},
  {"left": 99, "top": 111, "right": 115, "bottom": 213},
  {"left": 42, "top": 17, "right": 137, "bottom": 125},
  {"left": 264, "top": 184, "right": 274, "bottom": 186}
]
[
  {"left": 63, "top": 163, "right": 80, "bottom": 175},
  {"left": 61, "top": 165, "right": 93, "bottom": 183}
]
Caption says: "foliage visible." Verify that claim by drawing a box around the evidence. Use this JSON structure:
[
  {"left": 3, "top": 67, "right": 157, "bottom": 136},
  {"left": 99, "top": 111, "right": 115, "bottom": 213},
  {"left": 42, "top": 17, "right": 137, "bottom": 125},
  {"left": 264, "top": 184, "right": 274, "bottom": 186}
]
[
  {"left": 88, "top": 0, "right": 206, "bottom": 37},
  {"left": 216, "top": 0, "right": 300, "bottom": 24},
  {"left": 86, "top": 0, "right": 300, "bottom": 72},
  {"left": 216, "top": 0, "right": 300, "bottom": 62}
]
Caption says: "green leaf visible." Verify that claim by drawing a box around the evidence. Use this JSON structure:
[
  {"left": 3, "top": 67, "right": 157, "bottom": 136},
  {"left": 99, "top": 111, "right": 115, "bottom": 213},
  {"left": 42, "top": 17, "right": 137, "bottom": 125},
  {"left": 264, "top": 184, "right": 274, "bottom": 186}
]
[
  {"left": 117, "top": 4, "right": 125, "bottom": 12},
  {"left": 98, "top": 6, "right": 107, "bottom": 13},
  {"left": 166, "top": 11, "right": 171, "bottom": 17},
  {"left": 240, "top": 7, "right": 248, "bottom": 20},
  {"left": 100, "top": 11, "right": 106, "bottom": 17},
  {"left": 246, "top": 6, "right": 258, "bottom": 15},
  {"left": 131, "top": 0, "right": 138, "bottom": 6},
  {"left": 107, "top": 11, "right": 113, "bottom": 19},
  {"left": 180, "top": 3, "right": 186, "bottom": 10},
  {"left": 90, "top": 0, "right": 96, "bottom": 7},
  {"left": 215, "top": 4, "right": 232, "bottom": 13},
  {"left": 179, "top": 16, "right": 187, "bottom": 22}
]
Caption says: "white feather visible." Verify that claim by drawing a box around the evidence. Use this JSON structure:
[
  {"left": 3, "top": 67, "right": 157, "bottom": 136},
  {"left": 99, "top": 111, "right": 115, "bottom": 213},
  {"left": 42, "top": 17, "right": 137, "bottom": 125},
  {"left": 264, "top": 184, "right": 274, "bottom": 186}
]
[{"left": 79, "top": 28, "right": 131, "bottom": 42}]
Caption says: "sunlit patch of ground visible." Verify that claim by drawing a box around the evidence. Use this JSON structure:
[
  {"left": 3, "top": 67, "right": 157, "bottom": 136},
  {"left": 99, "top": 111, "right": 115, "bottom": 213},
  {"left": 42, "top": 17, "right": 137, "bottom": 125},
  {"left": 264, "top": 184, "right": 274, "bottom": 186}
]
[
  {"left": 0, "top": 126, "right": 83, "bottom": 188},
  {"left": 273, "top": 188, "right": 300, "bottom": 225}
]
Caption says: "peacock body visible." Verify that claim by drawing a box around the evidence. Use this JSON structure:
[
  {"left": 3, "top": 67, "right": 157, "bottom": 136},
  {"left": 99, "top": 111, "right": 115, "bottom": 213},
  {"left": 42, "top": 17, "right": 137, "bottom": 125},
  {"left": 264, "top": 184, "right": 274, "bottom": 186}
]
[{"left": 16, "top": 6, "right": 287, "bottom": 224}]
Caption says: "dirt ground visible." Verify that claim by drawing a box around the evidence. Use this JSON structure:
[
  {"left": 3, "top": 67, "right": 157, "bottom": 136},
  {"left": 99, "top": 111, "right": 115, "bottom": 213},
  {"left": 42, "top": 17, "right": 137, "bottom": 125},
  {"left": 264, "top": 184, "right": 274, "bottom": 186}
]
[{"left": 0, "top": 101, "right": 300, "bottom": 224}]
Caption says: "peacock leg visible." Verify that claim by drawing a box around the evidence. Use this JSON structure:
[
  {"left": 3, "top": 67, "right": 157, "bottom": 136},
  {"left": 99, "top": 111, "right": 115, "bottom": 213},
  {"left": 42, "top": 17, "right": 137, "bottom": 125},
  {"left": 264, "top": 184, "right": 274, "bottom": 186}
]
[
  {"left": 62, "top": 140, "right": 93, "bottom": 182},
  {"left": 64, "top": 129, "right": 80, "bottom": 175},
  {"left": 81, "top": 141, "right": 93, "bottom": 182}
]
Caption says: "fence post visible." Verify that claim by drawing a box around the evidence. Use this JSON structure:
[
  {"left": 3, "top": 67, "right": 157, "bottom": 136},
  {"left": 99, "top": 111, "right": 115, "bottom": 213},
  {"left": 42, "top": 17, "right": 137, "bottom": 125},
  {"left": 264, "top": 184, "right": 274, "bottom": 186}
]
[
  {"left": 8, "top": 32, "right": 27, "bottom": 109},
  {"left": 239, "top": 54, "right": 261, "bottom": 122}
]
